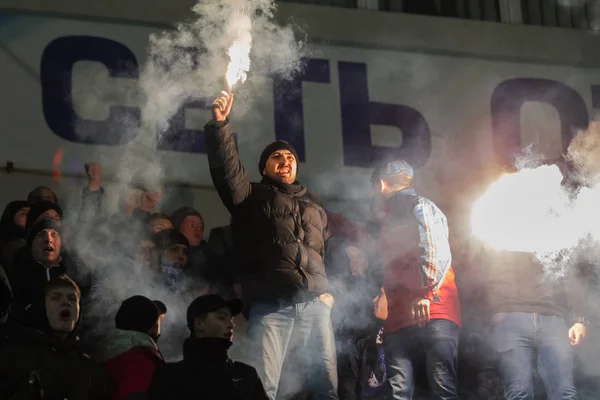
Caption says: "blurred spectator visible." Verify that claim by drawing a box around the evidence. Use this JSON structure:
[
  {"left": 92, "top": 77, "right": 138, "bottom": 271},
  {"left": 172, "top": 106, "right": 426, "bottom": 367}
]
[
  {"left": 0, "top": 266, "right": 11, "bottom": 323},
  {"left": 0, "top": 200, "right": 29, "bottom": 274},
  {"left": 207, "top": 223, "right": 237, "bottom": 298},
  {"left": 134, "top": 234, "right": 158, "bottom": 273},
  {"left": 148, "top": 213, "right": 174, "bottom": 235},
  {"left": 78, "top": 162, "right": 105, "bottom": 227},
  {"left": 96, "top": 295, "right": 167, "bottom": 400},
  {"left": 26, "top": 200, "right": 63, "bottom": 229},
  {"left": 338, "top": 288, "right": 391, "bottom": 400},
  {"left": 481, "top": 248, "right": 584, "bottom": 399},
  {"left": 149, "top": 294, "right": 267, "bottom": 400},
  {"left": 152, "top": 229, "right": 190, "bottom": 290},
  {"left": 27, "top": 186, "right": 58, "bottom": 204},
  {"left": 0, "top": 275, "right": 110, "bottom": 399},
  {"left": 171, "top": 207, "right": 213, "bottom": 284}
]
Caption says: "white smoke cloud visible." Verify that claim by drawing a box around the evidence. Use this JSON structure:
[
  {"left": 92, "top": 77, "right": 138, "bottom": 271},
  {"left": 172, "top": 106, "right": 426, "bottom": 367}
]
[{"left": 69, "top": 0, "right": 307, "bottom": 360}]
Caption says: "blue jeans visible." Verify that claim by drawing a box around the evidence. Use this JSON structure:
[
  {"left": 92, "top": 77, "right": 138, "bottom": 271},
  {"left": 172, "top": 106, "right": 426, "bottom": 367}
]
[
  {"left": 383, "top": 319, "right": 460, "bottom": 400},
  {"left": 247, "top": 298, "right": 338, "bottom": 400},
  {"left": 490, "top": 312, "right": 577, "bottom": 400}
]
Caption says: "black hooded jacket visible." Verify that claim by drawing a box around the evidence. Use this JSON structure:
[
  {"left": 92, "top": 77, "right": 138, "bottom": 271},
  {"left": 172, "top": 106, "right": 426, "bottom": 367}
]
[
  {"left": 0, "top": 296, "right": 111, "bottom": 400},
  {"left": 205, "top": 120, "right": 331, "bottom": 307},
  {"left": 0, "top": 200, "right": 29, "bottom": 275},
  {"left": 149, "top": 337, "right": 267, "bottom": 400},
  {"left": 8, "top": 249, "right": 68, "bottom": 326}
]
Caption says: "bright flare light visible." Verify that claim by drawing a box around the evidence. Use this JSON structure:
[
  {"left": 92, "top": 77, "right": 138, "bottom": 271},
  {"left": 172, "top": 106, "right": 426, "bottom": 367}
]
[
  {"left": 226, "top": 35, "right": 252, "bottom": 88},
  {"left": 471, "top": 165, "right": 580, "bottom": 254}
]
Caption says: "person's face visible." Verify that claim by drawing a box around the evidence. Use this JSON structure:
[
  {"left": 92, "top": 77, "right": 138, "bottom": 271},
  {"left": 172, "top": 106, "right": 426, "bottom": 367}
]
[
  {"left": 194, "top": 307, "right": 235, "bottom": 341},
  {"left": 180, "top": 216, "right": 204, "bottom": 247},
  {"left": 372, "top": 287, "right": 388, "bottom": 321},
  {"left": 32, "top": 229, "right": 61, "bottom": 265},
  {"left": 149, "top": 313, "right": 165, "bottom": 341},
  {"left": 162, "top": 244, "right": 188, "bottom": 265},
  {"left": 150, "top": 218, "right": 173, "bottom": 234},
  {"left": 263, "top": 150, "right": 297, "bottom": 184},
  {"left": 135, "top": 240, "right": 156, "bottom": 270},
  {"left": 45, "top": 286, "right": 79, "bottom": 333},
  {"left": 13, "top": 207, "right": 30, "bottom": 228}
]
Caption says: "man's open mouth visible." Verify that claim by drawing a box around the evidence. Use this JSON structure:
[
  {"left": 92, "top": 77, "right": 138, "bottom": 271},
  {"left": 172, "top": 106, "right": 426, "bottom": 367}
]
[
  {"left": 43, "top": 246, "right": 54, "bottom": 253},
  {"left": 60, "top": 310, "right": 71, "bottom": 319}
]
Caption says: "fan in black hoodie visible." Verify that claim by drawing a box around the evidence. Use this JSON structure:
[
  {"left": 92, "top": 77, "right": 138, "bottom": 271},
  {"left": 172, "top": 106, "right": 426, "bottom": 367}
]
[
  {"left": 8, "top": 218, "right": 69, "bottom": 326},
  {"left": 149, "top": 294, "right": 267, "bottom": 400},
  {"left": 0, "top": 200, "right": 30, "bottom": 275},
  {"left": 0, "top": 274, "right": 110, "bottom": 400}
]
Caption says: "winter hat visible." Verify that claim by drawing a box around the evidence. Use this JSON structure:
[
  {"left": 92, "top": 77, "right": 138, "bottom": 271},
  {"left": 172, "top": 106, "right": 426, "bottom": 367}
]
[
  {"left": 27, "top": 218, "right": 61, "bottom": 249},
  {"left": 152, "top": 228, "right": 190, "bottom": 251},
  {"left": 115, "top": 295, "right": 167, "bottom": 333},
  {"left": 170, "top": 207, "right": 203, "bottom": 231},
  {"left": 258, "top": 141, "right": 299, "bottom": 175},
  {"left": 186, "top": 294, "right": 243, "bottom": 330},
  {"left": 26, "top": 201, "right": 63, "bottom": 231},
  {"left": 378, "top": 160, "right": 414, "bottom": 180}
]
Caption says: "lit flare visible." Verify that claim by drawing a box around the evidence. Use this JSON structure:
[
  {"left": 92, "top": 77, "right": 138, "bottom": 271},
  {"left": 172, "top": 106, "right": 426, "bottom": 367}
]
[
  {"left": 226, "top": 35, "right": 251, "bottom": 90},
  {"left": 471, "top": 165, "right": 579, "bottom": 253}
]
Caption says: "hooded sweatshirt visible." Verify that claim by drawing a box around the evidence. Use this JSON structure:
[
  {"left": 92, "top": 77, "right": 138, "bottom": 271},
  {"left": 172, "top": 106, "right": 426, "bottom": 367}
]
[
  {"left": 0, "top": 200, "right": 29, "bottom": 275},
  {"left": 0, "top": 293, "right": 110, "bottom": 400},
  {"left": 96, "top": 329, "right": 165, "bottom": 400}
]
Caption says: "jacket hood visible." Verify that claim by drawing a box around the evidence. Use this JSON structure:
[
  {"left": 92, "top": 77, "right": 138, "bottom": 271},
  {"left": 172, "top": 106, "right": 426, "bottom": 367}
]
[
  {"left": 0, "top": 200, "right": 29, "bottom": 242},
  {"left": 96, "top": 329, "right": 158, "bottom": 362}
]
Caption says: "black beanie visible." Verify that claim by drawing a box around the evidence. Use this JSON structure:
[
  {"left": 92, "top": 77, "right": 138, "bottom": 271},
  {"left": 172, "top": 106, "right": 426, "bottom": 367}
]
[
  {"left": 152, "top": 228, "right": 190, "bottom": 251},
  {"left": 26, "top": 201, "right": 63, "bottom": 231},
  {"left": 115, "top": 295, "right": 166, "bottom": 333},
  {"left": 170, "top": 207, "right": 203, "bottom": 231},
  {"left": 258, "top": 141, "right": 299, "bottom": 175},
  {"left": 27, "top": 218, "right": 61, "bottom": 249}
]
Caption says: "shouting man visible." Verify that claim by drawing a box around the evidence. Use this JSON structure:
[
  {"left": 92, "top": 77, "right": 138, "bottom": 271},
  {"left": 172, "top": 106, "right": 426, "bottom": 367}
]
[{"left": 204, "top": 92, "right": 338, "bottom": 400}]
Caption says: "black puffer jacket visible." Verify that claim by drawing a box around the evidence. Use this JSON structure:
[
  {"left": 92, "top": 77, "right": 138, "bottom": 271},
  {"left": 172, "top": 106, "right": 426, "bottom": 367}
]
[
  {"left": 205, "top": 120, "right": 330, "bottom": 306},
  {"left": 149, "top": 337, "right": 267, "bottom": 400}
]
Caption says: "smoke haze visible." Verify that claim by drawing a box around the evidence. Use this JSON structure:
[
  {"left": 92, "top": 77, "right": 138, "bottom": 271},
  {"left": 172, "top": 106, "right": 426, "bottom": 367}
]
[{"left": 67, "top": 0, "right": 307, "bottom": 360}]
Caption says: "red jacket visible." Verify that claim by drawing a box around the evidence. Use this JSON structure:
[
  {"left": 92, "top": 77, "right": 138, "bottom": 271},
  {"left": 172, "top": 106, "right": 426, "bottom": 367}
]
[{"left": 96, "top": 329, "right": 165, "bottom": 400}]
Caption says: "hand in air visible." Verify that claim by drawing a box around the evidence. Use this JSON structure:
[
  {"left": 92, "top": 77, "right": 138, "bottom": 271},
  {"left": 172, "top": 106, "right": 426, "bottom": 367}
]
[{"left": 211, "top": 91, "right": 233, "bottom": 122}]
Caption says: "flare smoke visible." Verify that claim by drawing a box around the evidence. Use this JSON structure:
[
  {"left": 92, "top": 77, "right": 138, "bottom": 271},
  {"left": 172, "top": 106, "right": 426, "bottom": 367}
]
[{"left": 471, "top": 121, "right": 600, "bottom": 278}]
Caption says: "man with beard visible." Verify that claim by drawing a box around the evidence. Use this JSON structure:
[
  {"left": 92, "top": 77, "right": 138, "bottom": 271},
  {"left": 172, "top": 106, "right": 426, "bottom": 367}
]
[
  {"left": 149, "top": 294, "right": 267, "bottom": 400},
  {"left": 0, "top": 274, "right": 110, "bottom": 399},
  {"left": 96, "top": 295, "right": 167, "bottom": 400},
  {"left": 204, "top": 92, "right": 337, "bottom": 400}
]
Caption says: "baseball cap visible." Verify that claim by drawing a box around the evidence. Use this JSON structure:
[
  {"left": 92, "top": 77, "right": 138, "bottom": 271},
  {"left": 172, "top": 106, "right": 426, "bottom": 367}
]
[
  {"left": 378, "top": 160, "right": 414, "bottom": 180},
  {"left": 115, "top": 295, "right": 167, "bottom": 333},
  {"left": 186, "top": 294, "right": 243, "bottom": 330}
]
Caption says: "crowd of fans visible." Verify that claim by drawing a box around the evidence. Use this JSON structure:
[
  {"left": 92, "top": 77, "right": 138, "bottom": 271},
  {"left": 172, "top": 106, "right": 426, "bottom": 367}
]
[{"left": 0, "top": 91, "right": 597, "bottom": 400}]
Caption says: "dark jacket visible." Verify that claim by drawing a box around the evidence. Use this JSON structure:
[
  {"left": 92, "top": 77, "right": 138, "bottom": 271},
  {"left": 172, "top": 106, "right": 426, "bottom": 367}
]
[
  {"left": 8, "top": 249, "right": 69, "bottom": 326},
  {"left": 96, "top": 329, "right": 165, "bottom": 400},
  {"left": 205, "top": 120, "right": 330, "bottom": 306},
  {"left": 0, "top": 266, "right": 11, "bottom": 323},
  {"left": 149, "top": 337, "right": 268, "bottom": 400},
  {"left": 0, "top": 323, "right": 111, "bottom": 400},
  {"left": 484, "top": 248, "right": 583, "bottom": 320},
  {"left": 338, "top": 328, "right": 391, "bottom": 400},
  {"left": 0, "top": 200, "right": 29, "bottom": 275}
]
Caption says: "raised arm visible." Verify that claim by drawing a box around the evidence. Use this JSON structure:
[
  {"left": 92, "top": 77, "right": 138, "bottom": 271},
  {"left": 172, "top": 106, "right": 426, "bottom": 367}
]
[{"left": 204, "top": 92, "right": 251, "bottom": 212}]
